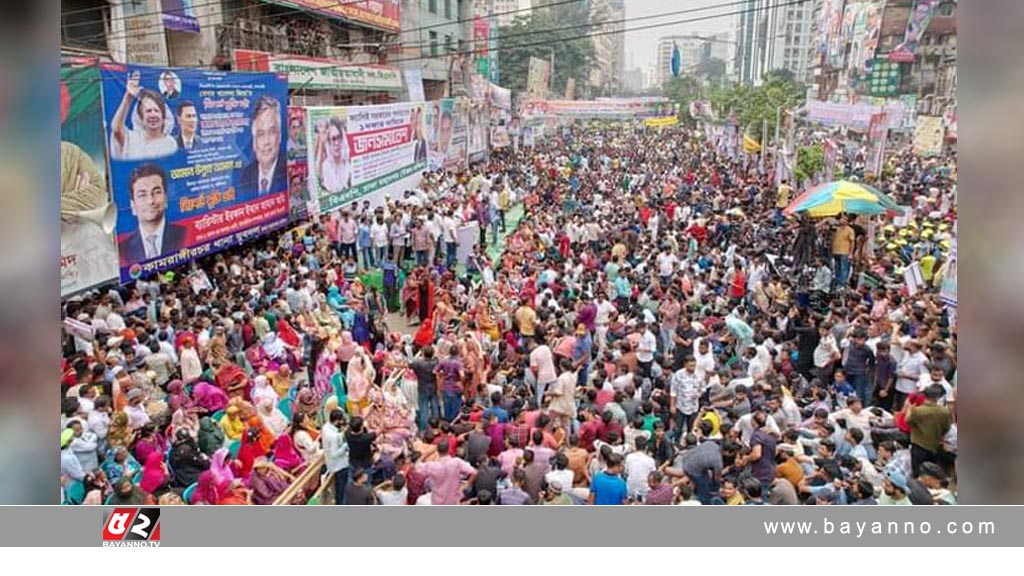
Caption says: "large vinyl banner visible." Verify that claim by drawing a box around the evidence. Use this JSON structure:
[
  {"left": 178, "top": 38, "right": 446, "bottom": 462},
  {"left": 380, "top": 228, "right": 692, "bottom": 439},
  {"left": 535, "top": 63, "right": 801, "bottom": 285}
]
[
  {"left": 100, "top": 63, "right": 290, "bottom": 283},
  {"left": 61, "top": 59, "right": 118, "bottom": 297},
  {"left": 426, "top": 99, "right": 468, "bottom": 173},
  {"left": 286, "top": 106, "right": 314, "bottom": 221},
  {"left": 306, "top": 102, "right": 428, "bottom": 214},
  {"left": 468, "top": 101, "right": 488, "bottom": 164}
]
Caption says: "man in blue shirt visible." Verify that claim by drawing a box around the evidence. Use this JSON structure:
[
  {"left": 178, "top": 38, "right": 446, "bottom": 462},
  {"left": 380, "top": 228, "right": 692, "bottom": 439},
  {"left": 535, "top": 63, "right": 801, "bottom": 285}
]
[{"left": 589, "top": 453, "right": 628, "bottom": 505}]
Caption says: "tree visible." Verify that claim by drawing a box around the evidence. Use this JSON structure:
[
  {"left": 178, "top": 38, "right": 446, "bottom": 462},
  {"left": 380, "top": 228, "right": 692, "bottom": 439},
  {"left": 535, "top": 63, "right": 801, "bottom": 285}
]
[
  {"left": 497, "top": 5, "right": 596, "bottom": 98},
  {"left": 695, "top": 57, "right": 727, "bottom": 87},
  {"left": 794, "top": 144, "right": 824, "bottom": 185},
  {"left": 708, "top": 75, "right": 805, "bottom": 140}
]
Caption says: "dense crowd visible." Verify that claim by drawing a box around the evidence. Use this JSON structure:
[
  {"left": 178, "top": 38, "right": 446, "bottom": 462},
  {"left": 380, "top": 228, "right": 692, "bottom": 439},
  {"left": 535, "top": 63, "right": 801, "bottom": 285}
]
[{"left": 60, "top": 121, "right": 957, "bottom": 506}]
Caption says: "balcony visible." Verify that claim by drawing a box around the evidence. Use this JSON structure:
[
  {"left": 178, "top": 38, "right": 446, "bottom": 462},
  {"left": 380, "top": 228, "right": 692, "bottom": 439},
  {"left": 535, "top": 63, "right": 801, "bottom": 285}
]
[{"left": 216, "top": 18, "right": 388, "bottom": 66}]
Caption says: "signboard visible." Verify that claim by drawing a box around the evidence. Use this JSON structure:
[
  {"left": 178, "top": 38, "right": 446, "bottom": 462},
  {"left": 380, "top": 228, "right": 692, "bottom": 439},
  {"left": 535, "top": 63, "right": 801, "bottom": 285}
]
[
  {"left": 890, "top": 0, "right": 942, "bottom": 62},
  {"left": 61, "top": 60, "right": 118, "bottom": 296},
  {"left": 520, "top": 98, "right": 670, "bottom": 119},
  {"left": 490, "top": 125, "right": 511, "bottom": 148},
  {"left": 99, "top": 63, "right": 290, "bottom": 283},
  {"left": 234, "top": 49, "right": 403, "bottom": 92},
  {"left": 124, "top": 0, "right": 169, "bottom": 66},
  {"left": 526, "top": 57, "right": 551, "bottom": 98},
  {"left": 913, "top": 115, "right": 945, "bottom": 157},
  {"left": 644, "top": 116, "right": 679, "bottom": 128},
  {"left": 161, "top": 0, "right": 200, "bottom": 33},
  {"left": 867, "top": 111, "right": 889, "bottom": 177},
  {"left": 487, "top": 83, "right": 511, "bottom": 111},
  {"left": 286, "top": 107, "right": 315, "bottom": 221},
  {"left": 266, "top": 0, "right": 401, "bottom": 33},
  {"left": 863, "top": 58, "right": 901, "bottom": 97},
  {"left": 404, "top": 69, "right": 425, "bottom": 102},
  {"left": 468, "top": 102, "right": 488, "bottom": 163},
  {"left": 904, "top": 261, "right": 924, "bottom": 297},
  {"left": 799, "top": 100, "right": 904, "bottom": 129},
  {"left": 939, "top": 239, "right": 957, "bottom": 308},
  {"left": 306, "top": 102, "right": 429, "bottom": 214},
  {"left": 425, "top": 99, "right": 468, "bottom": 173}
]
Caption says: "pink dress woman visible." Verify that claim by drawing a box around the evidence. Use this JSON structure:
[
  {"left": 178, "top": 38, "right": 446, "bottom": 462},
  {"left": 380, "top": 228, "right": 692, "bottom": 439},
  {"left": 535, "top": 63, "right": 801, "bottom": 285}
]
[
  {"left": 139, "top": 452, "right": 169, "bottom": 494},
  {"left": 345, "top": 350, "right": 374, "bottom": 418},
  {"left": 313, "top": 346, "right": 338, "bottom": 401}
]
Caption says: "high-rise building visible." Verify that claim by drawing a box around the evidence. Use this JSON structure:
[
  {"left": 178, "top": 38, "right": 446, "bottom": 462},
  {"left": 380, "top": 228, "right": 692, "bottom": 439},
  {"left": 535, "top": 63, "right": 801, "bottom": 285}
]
[
  {"left": 734, "top": 0, "right": 813, "bottom": 86},
  {"left": 622, "top": 67, "right": 645, "bottom": 93},
  {"left": 493, "top": 0, "right": 525, "bottom": 26},
  {"left": 655, "top": 36, "right": 705, "bottom": 88},
  {"left": 589, "top": 0, "right": 619, "bottom": 95},
  {"left": 608, "top": 0, "right": 626, "bottom": 96}
]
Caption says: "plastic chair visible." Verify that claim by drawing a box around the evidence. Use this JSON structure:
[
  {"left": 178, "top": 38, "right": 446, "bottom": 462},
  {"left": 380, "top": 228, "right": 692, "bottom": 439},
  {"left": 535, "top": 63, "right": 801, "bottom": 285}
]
[
  {"left": 132, "top": 470, "right": 143, "bottom": 484},
  {"left": 182, "top": 482, "right": 197, "bottom": 504},
  {"left": 228, "top": 440, "right": 241, "bottom": 459},
  {"left": 63, "top": 480, "right": 85, "bottom": 505},
  {"left": 212, "top": 410, "right": 225, "bottom": 423}
]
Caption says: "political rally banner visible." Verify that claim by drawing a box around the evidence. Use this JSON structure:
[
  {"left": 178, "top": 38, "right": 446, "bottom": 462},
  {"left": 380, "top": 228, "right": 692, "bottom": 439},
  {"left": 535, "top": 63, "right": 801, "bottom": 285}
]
[
  {"left": 488, "top": 83, "right": 511, "bottom": 111},
  {"left": 468, "top": 101, "right": 488, "bottom": 164},
  {"left": 100, "top": 63, "right": 290, "bottom": 283},
  {"left": 798, "top": 100, "right": 905, "bottom": 130},
  {"left": 269, "top": 0, "right": 401, "bottom": 33},
  {"left": 490, "top": 125, "right": 511, "bottom": 148},
  {"left": 306, "top": 102, "right": 428, "bottom": 215},
  {"left": 426, "top": 99, "right": 468, "bottom": 173},
  {"left": 867, "top": 111, "right": 889, "bottom": 177},
  {"left": 286, "top": 107, "right": 315, "bottom": 222},
  {"left": 521, "top": 98, "right": 670, "bottom": 120},
  {"left": 161, "top": 0, "right": 200, "bottom": 34},
  {"left": 644, "top": 116, "right": 679, "bottom": 128},
  {"left": 939, "top": 239, "right": 957, "bottom": 308},
  {"left": 526, "top": 57, "right": 551, "bottom": 98},
  {"left": 913, "top": 115, "right": 945, "bottom": 157},
  {"left": 234, "top": 49, "right": 403, "bottom": 93},
  {"left": 889, "top": 0, "right": 942, "bottom": 62},
  {"left": 61, "top": 60, "right": 119, "bottom": 297}
]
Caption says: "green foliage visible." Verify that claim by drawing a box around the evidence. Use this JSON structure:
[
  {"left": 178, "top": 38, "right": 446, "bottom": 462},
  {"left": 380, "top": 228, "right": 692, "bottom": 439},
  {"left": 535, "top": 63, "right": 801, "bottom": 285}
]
[
  {"left": 708, "top": 75, "right": 806, "bottom": 140},
  {"left": 795, "top": 144, "right": 824, "bottom": 185},
  {"left": 497, "top": 5, "right": 596, "bottom": 98}
]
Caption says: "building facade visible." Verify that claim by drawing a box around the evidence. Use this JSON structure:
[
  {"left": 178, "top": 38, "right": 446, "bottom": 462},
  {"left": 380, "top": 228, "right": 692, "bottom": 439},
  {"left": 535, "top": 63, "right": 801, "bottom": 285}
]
[
  {"left": 656, "top": 36, "right": 705, "bottom": 89},
  {"left": 398, "top": 0, "right": 473, "bottom": 100},
  {"left": 734, "top": 0, "right": 811, "bottom": 85}
]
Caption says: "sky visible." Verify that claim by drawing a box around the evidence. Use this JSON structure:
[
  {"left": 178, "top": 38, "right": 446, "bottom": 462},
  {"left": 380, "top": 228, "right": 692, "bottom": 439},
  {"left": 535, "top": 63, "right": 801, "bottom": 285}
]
[{"left": 622, "top": 0, "right": 733, "bottom": 72}]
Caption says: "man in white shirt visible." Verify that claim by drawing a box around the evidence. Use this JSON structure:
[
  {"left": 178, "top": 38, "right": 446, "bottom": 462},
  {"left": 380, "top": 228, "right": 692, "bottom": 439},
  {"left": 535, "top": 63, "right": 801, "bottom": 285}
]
[
  {"left": 656, "top": 247, "right": 678, "bottom": 286},
  {"left": 594, "top": 294, "right": 617, "bottom": 356},
  {"left": 322, "top": 409, "right": 350, "bottom": 505},
  {"left": 670, "top": 357, "right": 703, "bottom": 439},
  {"left": 370, "top": 217, "right": 390, "bottom": 265},
  {"left": 894, "top": 339, "right": 928, "bottom": 408},
  {"left": 916, "top": 363, "right": 954, "bottom": 405},
  {"left": 692, "top": 338, "right": 716, "bottom": 381},
  {"left": 110, "top": 71, "right": 178, "bottom": 160},
  {"left": 441, "top": 212, "right": 459, "bottom": 268},
  {"left": 624, "top": 436, "right": 657, "bottom": 500},
  {"left": 637, "top": 321, "right": 658, "bottom": 383},
  {"left": 734, "top": 407, "right": 781, "bottom": 445}
]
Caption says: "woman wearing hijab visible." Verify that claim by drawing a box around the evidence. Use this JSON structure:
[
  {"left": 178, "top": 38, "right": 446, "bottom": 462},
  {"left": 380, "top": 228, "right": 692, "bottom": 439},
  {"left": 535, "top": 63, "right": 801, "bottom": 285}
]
[
  {"left": 133, "top": 424, "right": 168, "bottom": 465},
  {"left": 209, "top": 447, "right": 236, "bottom": 487},
  {"left": 101, "top": 446, "right": 141, "bottom": 484},
  {"left": 295, "top": 387, "right": 320, "bottom": 427},
  {"left": 276, "top": 316, "right": 302, "bottom": 349},
  {"left": 165, "top": 379, "right": 192, "bottom": 413},
  {"left": 257, "top": 397, "right": 289, "bottom": 438},
  {"left": 197, "top": 416, "right": 225, "bottom": 456},
  {"left": 346, "top": 347, "right": 374, "bottom": 418},
  {"left": 248, "top": 459, "right": 291, "bottom": 505},
  {"left": 106, "top": 411, "right": 135, "bottom": 449},
  {"left": 237, "top": 427, "right": 265, "bottom": 478},
  {"left": 220, "top": 405, "right": 246, "bottom": 441},
  {"left": 170, "top": 429, "right": 210, "bottom": 488},
  {"left": 291, "top": 413, "right": 321, "bottom": 463},
  {"left": 191, "top": 471, "right": 223, "bottom": 505},
  {"left": 335, "top": 330, "right": 358, "bottom": 374},
  {"left": 180, "top": 336, "right": 204, "bottom": 383},
  {"left": 109, "top": 476, "right": 153, "bottom": 506},
  {"left": 169, "top": 405, "right": 200, "bottom": 440},
  {"left": 313, "top": 339, "right": 339, "bottom": 401},
  {"left": 139, "top": 451, "right": 170, "bottom": 496},
  {"left": 272, "top": 433, "right": 305, "bottom": 473},
  {"left": 192, "top": 380, "right": 229, "bottom": 414},
  {"left": 268, "top": 365, "right": 293, "bottom": 399},
  {"left": 246, "top": 415, "right": 276, "bottom": 454},
  {"left": 82, "top": 470, "right": 111, "bottom": 506},
  {"left": 251, "top": 375, "right": 279, "bottom": 407}
]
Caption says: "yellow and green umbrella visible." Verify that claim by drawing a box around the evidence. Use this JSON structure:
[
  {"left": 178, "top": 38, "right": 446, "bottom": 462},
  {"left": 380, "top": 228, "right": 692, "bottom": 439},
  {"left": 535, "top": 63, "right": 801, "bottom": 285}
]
[{"left": 783, "top": 180, "right": 904, "bottom": 218}]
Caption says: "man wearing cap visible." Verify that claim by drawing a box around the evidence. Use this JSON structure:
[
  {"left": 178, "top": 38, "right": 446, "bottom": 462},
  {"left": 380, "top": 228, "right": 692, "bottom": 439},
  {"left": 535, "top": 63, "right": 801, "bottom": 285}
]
[
  {"left": 916, "top": 461, "right": 956, "bottom": 504},
  {"left": 124, "top": 388, "right": 151, "bottom": 430},
  {"left": 880, "top": 469, "right": 912, "bottom": 505},
  {"left": 61, "top": 428, "right": 86, "bottom": 484}
]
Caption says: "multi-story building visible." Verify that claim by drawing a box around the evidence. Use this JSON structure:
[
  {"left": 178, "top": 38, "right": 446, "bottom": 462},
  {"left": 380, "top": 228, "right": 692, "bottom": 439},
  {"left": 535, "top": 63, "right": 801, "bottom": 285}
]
[
  {"left": 735, "top": 0, "right": 810, "bottom": 85},
  {"left": 622, "top": 67, "right": 644, "bottom": 93},
  {"left": 588, "top": 0, "right": 619, "bottom": 95},
  {"left": 608, "top": 0, "right": 626, "bottom": 96},
  {"left": 399, "top": 0, "right": 473, "bottom": 100},
  {"left": 493, "top": 0, "right": 527, "bottom": 26},
  {"left": 61, "top": 1, "right": 408, "bottom": 106},
  {"left": 809, "top": 0, "right": 957, "bottom": 116},
  {"left": 656, "top": 36, "right": 705, "bottom": 88},
  {"left": 706, "top": 30, "right": 738, "bottom": 80}
]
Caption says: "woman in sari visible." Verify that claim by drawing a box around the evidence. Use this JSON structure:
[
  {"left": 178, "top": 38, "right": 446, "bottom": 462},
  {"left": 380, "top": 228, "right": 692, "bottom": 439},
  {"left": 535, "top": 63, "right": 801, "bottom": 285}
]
[
  {"left": 334, "top": 330, "right": 358, "bottom": 375},
  {"left": 257, "top": 397, "right": 289, "bottom": 438},
  {"left": 192, "top": 381, "right": 229, "bottom": 414},
  {"left": 109, "top": 476, "right": 154, "bottom": 506},
  {"left": 351, "top": 308, "right": 372, "bottom": 348},
  {"left": 209, "top": 447, "right": 236, "bottom": 487},
  {"left": 346, "top": 347, "right": 375, "bottom": 418},
  {"left": 165, "top": 380, "right": 192, "bottom": 414},
  {"left": 237, "top": 427, "right": 265, "bottom": 478},
  {"left": 133, "top": 424, "right": 168, "bottom": 465},
  {"left": 433, "top": 292, "right": 458, "bottom": 334},
  {"left": 220, "top": 405, "right": 246, "bottom": 441},
  {"left": 169, "top": 406, "right": 200, "bottom": 441},
  {"left": 197, "top": 417, "right": 224, "bottom": 456},
  {"left": 268, "top": 365, "right": 293, "bottom": 400},
  {"left": 106, "top": 412, "right": 135, "bottom": 450},
  {"left": 170, "top": 429, "right": 209, "bottom": 488},
  {"left": 291, "top": 413, "right": 321, "bottom": 463},
  {"left": 139, "top": 451, "right": 170, "bottom": 496},
  {"left": 82, "top": 470, "right": 111, "bottom": 506},
  {"left": 461, "top": 333, "right": 486, "bottom": 404},
  {"left": 251, "top": 375, "right": 278, "bottom": 407},
  {"left": 365, "top": 379, "right": 416, "bottom": 459},
  {"left": 101, "top": 446, "right": 141, "bottom": 484},
  {"left": 294, "top": 388, "right": 321, "bottom": 429},
  {"left": 272, "top": 433, "right": 305, "bottom": 473},
  {"left": 314, "top": 295, "right": 342, "bottom": 332},
  {"left": 247, "top": 459, "right": 291, "bottom": 505},
  {"left": 276, "top": 316, "right": 302, "bottom": 350},
  {"left": 191, "top": 471, "right": 224, "bottom": 505}
]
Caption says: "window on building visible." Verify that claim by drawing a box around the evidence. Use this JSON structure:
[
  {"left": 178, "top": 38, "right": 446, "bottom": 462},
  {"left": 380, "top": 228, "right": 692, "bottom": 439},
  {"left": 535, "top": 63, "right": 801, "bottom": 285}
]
[
  {"left": 445, "top": 0, "right": 452, "bottom": 19},
  {"left": 61, "top": 0, "right": 110, "bottom": 52},
  {"left": 445, "top": 35, "right": 453, "bottom": 55},
  {"left": 429, "top": 0, "right": 437, "bottom": 14},
  {"left": 938, "top": 2, "right": 955, "bottom": 17},
  {"left": 429, "top": 31, "right": 439, "bottom": 56}
]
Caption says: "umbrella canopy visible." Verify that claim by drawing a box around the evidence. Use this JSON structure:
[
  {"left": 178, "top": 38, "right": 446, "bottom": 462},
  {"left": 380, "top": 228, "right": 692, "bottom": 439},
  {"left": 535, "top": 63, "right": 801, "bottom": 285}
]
[{"left": 784, "top": 180, "right": 904, "bottom": 217}]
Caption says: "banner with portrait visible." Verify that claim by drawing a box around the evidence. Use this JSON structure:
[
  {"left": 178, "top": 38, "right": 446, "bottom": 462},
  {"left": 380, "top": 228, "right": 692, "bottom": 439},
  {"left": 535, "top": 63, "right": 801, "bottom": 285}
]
[
  {"left": 286, "top": 107, "right": 315, "bottom": 222},
  {"left": 913, "top": 115, "right": 945, "bottom": 157},
  {"left": 306, "top": 102, "right": 428, "bottom": 215},
  {"left": 468, "top": 101, "right": 488, "bottom": 164},
  {"left": 61, "top": 59, "right": 118, "bottom": 297},
  {"left": 99, "top": 63, "right": 290, "bottom": 284},
  {"left": 426, "top": 98, "right": 468, "bottom": 173}
]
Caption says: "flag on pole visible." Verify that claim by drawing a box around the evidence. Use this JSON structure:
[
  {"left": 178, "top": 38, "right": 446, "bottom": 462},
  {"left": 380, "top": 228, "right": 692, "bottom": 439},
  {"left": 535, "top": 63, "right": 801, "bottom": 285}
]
[{"left": 671, "top": 43, "right": 681, "bottom": 78}]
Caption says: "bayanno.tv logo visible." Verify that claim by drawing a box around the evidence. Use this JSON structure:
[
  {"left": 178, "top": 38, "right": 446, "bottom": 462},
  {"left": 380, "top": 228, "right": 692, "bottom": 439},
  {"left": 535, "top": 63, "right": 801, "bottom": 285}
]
[{"left": 102, "top": 508, "right": 161, "bottom": 547}]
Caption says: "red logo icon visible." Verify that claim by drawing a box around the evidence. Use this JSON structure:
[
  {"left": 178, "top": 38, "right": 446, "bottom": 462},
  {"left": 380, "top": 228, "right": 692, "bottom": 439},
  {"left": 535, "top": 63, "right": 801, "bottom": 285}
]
[{"left": 102, "top": 508, "right": 161, "bottom": 547}]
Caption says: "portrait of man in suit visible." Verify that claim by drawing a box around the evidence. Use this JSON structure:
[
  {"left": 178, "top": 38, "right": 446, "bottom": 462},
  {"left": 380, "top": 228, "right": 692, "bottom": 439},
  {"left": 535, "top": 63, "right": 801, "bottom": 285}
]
[
  {"left": 411, "top": 106, "right": 427, "bottom": 164},
  {"left": 175, "top": 100, "right": 203, "bottom": 151},
  {"left": 240, "top": 95, "right": 286, "bottom": 196},
  {"left": 118, "top": 164, "right": 187, "bottom": 266}
]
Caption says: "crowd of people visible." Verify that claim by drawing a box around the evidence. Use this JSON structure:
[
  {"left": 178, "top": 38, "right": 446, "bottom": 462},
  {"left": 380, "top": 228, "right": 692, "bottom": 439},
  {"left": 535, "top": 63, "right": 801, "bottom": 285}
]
[{"left": 60, "top": 121, "right": 957, "bottom": 506}]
